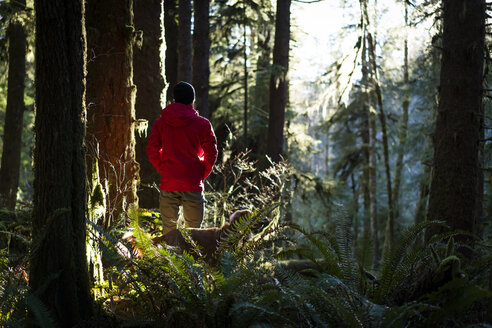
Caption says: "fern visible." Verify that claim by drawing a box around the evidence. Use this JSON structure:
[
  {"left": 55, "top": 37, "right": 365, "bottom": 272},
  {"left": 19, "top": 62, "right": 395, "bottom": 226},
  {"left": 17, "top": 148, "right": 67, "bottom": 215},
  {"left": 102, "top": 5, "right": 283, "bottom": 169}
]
[
  {"left": 374, "top": 220, "right": 445, "bottom": 303},
  {"left": 24, "top": 294, "right": 57, "bottom": 328},
  {"left": 286, "top": 224, "right": 343, "bottom": 278}
]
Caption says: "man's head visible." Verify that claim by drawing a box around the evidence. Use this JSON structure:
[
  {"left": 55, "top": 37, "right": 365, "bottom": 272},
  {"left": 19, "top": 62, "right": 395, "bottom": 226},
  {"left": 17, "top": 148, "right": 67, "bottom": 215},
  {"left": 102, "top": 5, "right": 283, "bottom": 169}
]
[{"left": 173, "top": 81, "right": 195, "bottom": 105}]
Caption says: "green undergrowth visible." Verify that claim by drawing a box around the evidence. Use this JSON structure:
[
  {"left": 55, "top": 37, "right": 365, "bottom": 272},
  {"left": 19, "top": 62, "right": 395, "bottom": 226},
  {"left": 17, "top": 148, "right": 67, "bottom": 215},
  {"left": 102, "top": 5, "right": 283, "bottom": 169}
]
[{"left": 91, "top": 206, "right": 492, "bottom": 328}]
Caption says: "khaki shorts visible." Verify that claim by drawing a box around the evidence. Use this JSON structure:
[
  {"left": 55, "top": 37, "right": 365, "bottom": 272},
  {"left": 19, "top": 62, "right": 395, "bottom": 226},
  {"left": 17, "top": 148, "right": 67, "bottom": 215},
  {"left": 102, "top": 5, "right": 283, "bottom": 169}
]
[{"left": 159, "top": 190, "right": 205, "bottom": 234}]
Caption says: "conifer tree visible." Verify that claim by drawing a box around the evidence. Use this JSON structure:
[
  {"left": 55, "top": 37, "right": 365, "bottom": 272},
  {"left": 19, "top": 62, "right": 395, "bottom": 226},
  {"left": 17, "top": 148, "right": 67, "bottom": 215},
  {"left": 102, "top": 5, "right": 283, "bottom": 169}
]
[
  {"left": 267, "top": 0, "right": 291, "bottom": 162},
  {"left": 178, "top": 0, "right": 192, "bottom": 82},
  {"left": 164, "top": 0, "right": 178, "bottom": 104},
  {"left": 426, "top": 0, "right": 485, "bottom": 242},
  {"left": 193, "top": 0, "right": 210, "bottom": 118},
  {"left": 134, "top": 0, "right": 165, "bottom": 209},
  {"left": 0, "top": 0, "right": 27, "bottom": 210},
  {"left": 86, "top": 0, "right": 139, "bottom": 227},
  {"left": 30, "top": 0, "right": 93, "bottom": 324}
]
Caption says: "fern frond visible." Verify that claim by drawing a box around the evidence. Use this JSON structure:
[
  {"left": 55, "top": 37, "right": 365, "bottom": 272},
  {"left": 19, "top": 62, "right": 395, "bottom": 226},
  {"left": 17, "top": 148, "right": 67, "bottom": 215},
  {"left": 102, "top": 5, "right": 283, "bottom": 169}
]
[
  {"left": 374, "top": 220, "right": 445, "bottom": 303},
  {"left": 24, "top": 294, "right": 57, "bottom": 328},
  {"left": 287, "top": 224, "right": 343, "bottom": 278},
  {"left": 334, "top": 207, "right": 359, "bottom": 290},
  {"left": 0, "top": 231, "right": 31, "bottom": 246}
]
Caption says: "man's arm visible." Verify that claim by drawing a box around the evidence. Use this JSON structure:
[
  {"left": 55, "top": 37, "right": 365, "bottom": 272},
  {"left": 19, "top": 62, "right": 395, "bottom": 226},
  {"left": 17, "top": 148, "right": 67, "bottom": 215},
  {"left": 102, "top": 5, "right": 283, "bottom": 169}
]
[
  {"left": 146, "top": 119, "right": 163, "bottom": 172},
  {"left": 201, "top": 120, "right": 218, "bottom": 179}
]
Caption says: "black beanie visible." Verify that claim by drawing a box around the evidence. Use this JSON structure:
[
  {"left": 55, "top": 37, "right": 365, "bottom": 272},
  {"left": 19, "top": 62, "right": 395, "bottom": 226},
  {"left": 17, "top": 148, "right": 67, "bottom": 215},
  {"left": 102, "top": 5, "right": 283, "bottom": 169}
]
[{"left": 173, "top": 81, "right": 195, "bottom": 105}]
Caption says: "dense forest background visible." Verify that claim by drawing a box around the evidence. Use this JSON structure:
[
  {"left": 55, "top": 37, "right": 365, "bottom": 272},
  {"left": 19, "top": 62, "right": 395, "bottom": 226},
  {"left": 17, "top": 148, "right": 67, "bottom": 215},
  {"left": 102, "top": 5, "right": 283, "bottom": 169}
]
[{"left": 0, "top": 0, "right": 491, "bottom": 327}]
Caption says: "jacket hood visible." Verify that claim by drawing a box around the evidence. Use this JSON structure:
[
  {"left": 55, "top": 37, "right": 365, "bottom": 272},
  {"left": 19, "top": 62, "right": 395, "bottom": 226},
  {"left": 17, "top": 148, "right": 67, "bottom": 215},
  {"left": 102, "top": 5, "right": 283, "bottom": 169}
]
[{"left": 161, "top": 102, "right": 199, "bottom": 127}]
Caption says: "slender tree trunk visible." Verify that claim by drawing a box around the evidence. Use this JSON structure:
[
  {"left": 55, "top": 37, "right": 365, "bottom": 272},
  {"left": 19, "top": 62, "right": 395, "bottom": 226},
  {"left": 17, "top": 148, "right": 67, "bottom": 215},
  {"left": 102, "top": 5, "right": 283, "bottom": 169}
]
[
  {"left": 164, "top": 0, "right": 179, "bottom": 104},
  {"left": 253, "top": 25, "right": 271, "bottom": 156},
  {"left": 360, "top": 0, "right": 379, "bottom": 267},
  {"left": 0, "top": 1, "right": 27, "bottom": 210},
  {"left": 368, "top": 104, "right": 379, "bottom": 267},
  {"left": 86, "top": 0, "right": 139, "bottom": 228},
  {"left": 267, "top": 0, "right": 291, "bottom": 162},
  {"left": 414, "top": 165, "right": 430, "bottom": 225},
  {"left": 178, "top": 0, "right": 192, "bottom": 82},
  {"left": 192, "top": 0, "right": 210, "bottom": 118},
  {"left": 361, "top": 111, "right": 372, "bottom": 265},
  {"left": 134, "top": 0, "right": 165, "bottom": 209},
  {"left": 426, "top": 0, "right": 485, "bottom": 243},
  {"left": 392, "top": 2, "right": 410, "bottom": 222},
  {"left": 367, "top": 31, "right": 394, "bottom": 256},
  {"left": 30, "top": 0, "right": 93, "bottom": 325},
  {"left": 243, "top": 3, "right": 249, "bottom": 148},
  {"left": 475, "top": 100, "right": 484, "bottom": 237},
  {"left": 351, "top": 174, "right": 360, "bottom": 247}
]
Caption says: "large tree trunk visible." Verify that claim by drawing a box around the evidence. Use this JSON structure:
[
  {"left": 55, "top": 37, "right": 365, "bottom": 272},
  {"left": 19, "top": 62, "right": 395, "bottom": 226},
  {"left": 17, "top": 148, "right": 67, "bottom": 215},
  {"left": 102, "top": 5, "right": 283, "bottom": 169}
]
[
  {"left": 426, "top": 0, "right": 485, "bottom": 242},
  {"left": 178, "top": 0, "right": 192, "bottom": 82},
  {"left": 86, "top": 0, "right": 139, "bottom": 227},
  {"left": 192, "top": 0, "right": 210, "bottom": 118},
  {"left": 134, "top": 0, "right": 165, "bottom": 209},
  {"left": 267, "top": 0, "right": 291, "bottom": 162},
  {"left": 0, "top": 1, "right": 27, "bottom": 210},
  {"left": 30, "top": 0, "right": 93, "bottom": 325},
  {"left": 164, "top": 0, "right": 178, "bottom": 104}
]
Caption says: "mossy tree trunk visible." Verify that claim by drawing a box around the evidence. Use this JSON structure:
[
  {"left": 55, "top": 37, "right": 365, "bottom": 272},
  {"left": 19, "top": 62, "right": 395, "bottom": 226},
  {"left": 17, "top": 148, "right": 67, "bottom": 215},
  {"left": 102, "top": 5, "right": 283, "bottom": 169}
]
[
  {"left": 86, "top": 0, "right": 139, "bottom": 228},
  {"left": 0, "top": 0, "right": 27, "bottom": 210},
  {"left": 192, "top": 0, "right": 210, "bottom": 118},
  {"left": 30, "top": 0, "right": 93, "bottom": 325},
  {"left": 134, "top": 0, "right": 165, "bottom": 209},
  {"left": 267, "top": 0, "right": 291, "bottom": 162},
  {"left": 426, "top": 0, "right": 485, "bottom": 243},
  {"left": 164, "top": 0, "right": 179, "bottom": 104},
  {"left": 359, "top": 0, "right": 379, "bottom": 268}
]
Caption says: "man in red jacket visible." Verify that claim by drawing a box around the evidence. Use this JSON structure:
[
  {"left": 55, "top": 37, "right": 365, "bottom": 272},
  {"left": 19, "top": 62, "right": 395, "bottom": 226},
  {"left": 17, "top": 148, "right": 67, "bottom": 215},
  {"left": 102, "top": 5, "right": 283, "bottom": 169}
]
[{"left": 147, "top": 82, "right": 218, "bottom": 234}]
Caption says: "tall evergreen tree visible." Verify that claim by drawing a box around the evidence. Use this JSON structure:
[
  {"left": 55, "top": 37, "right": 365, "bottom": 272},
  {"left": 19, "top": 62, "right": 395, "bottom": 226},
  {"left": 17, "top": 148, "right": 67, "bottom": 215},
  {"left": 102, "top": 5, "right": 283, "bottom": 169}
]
[
  {"left": 164, "top": 0, "right": 178, "bottom": 104},
  {"left": 426, "top": 0, "right": 485, "bottom": 241},
  {"left": 134, "top": 0, "right": 165, "bottom": 209},
  {"left": 267, "top": 0, "right": 291, "bottom": 162},
  {"left": 193, "top": 0, "right": 210, "bottom": 118},
  {"left": 30, "top": 0, "right": 93, "bottom": 325},
  {"left": 0, "top": 0, "right": 27, "bottom": 210},
  {"left": 178, "top": 0, "right": 192, "bottom": 82},
  {"left": 359, "top": 0, "right": 379, "bottom": 267},
  {"left": 86, "top": 0, "right": 139, "bottom": 227}
]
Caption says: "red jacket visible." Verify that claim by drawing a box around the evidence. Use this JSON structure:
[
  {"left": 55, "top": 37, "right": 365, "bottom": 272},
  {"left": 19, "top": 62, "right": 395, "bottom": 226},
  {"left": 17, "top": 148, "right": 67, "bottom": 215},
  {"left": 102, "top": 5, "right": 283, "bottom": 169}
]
[{"left": 147, "top": 103, "right": 218, "bottom": 192}]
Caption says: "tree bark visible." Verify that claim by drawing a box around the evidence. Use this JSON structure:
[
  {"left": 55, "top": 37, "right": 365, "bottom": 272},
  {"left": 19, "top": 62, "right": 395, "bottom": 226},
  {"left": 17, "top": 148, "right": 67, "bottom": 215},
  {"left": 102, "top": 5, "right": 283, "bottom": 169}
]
[
  {"left": 164, "top": 0, "right": 179, "bottom": 104},
  {"left": 178, "top": 0, "right": 192, "bottom": 82},
  {"left": 192, "top": 0, "right": 210, "bottom": 118},
  {"left": 243, "top": 3, "right": 249, "bottom": 149},
  {"left": 30, "top": 0, "right": 93, "bottom": 325},
  {"left": 134, "top": 0, "right": 165, "bottom": 209},
  {"left": 426, "top": 0, "right": 485, "bottom": 243},
  {"left": 86, "top": 0, "right": 139, "bottom": 227},
  {"left": 367, "top": 31, "right": 395, "bottom": 256},
  {"left": 252, "top": 25, "right": 271, "bottom": 156},
  {"left": 360, "top": 0, "right": 379, "bottom": 268},
  {"left": 0, "top": 1, "right": 27, "bottom": 210},
  {"left": 267, "top": 0, "right": 291, "bottom": 162}
]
